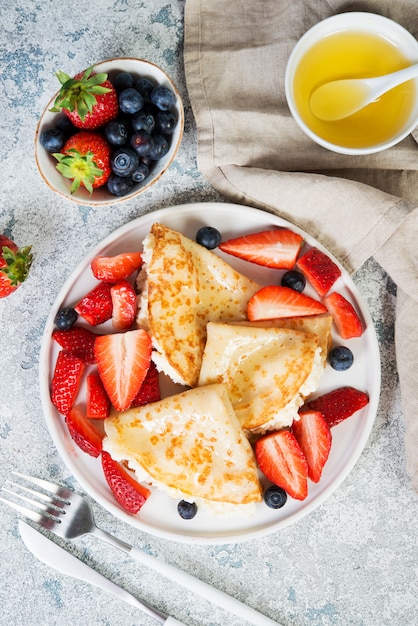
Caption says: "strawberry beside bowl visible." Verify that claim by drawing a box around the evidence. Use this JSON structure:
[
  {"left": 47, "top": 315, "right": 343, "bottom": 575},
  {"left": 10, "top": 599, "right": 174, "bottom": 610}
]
[{"left": 34, "top": 58, "right": 184, "bottom": 206}]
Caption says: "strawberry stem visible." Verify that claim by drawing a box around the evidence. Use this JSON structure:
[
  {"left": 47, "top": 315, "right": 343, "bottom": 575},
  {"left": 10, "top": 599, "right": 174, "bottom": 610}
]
[
  {"left": 1, "top": 245, "right": 33, "bottom": 286},
  {"left": 54, "top": 149, "right": 104, "bottom": 194},
  {"left": 49, "top": 65, "right": 111, "bottom": 121}
]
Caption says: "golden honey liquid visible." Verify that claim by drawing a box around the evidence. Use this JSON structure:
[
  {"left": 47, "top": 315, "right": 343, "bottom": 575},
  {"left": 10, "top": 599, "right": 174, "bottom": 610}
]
[{"left": 293, "top": 31, "right": 417, "bottom": 148}]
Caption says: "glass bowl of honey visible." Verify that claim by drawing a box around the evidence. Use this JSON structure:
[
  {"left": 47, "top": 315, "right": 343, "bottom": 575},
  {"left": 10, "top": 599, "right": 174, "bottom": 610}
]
[{"left": 285, "top": 12, "right": 418, "bottom": 155}]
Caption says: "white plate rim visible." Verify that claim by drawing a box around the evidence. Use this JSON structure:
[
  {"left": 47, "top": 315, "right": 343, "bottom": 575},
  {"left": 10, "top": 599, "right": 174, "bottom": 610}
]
[{"left": 39, "top": 202, "right": 381, "bottom": 544}]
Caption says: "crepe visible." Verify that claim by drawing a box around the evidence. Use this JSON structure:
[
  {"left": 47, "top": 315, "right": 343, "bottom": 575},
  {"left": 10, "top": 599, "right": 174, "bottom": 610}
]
[
  {"left": 136, "top": 223, "right": 261, "bottom": 387},
  {"left": 198, "top": 321, "right": 328, "bottom": 434},
  {"left": 232, "top": 314, "right": 333, "bottom": 368},
  {"left": 103, "top": 383, "right": 262, "bottom": 507}
]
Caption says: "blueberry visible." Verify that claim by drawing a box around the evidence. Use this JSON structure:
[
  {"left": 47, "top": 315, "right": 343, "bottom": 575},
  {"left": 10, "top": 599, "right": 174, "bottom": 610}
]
[
  {"left": 104, "top": 120, "right": 129, "bottom": 146},
  {"left": 113, "top": 71, "right": 134, "bottom": 92},
  {"left": 148, "top": 134, "right": 169, "bottom": 160},
  {"left": 151, "top": 85, "right": 176, "bottom": 111},
  {"left": 177, "top": 500, "right": 198, "bottom": 520},
  {"left": 196, "top": 226, "right": 222, "bottom": 249},
  {"left": 111, "top": 148, "right": 140, "bottom": 177},
  {"left": 135, "top": 77, "right": 156, "bottom": 100},
  {"left": 264, "top": 485, "right": 287, "bottom": 509},
  {"left": 155, "top": 110, "right": 177, "bottom": 134},
  {"left": 119, "top": 87, "right": 144, "bottom": 115},
  {"left": 328, "top": 346, "right": 354, "bottom": 371},
  {"left": 131, "top": 111, "right": 155, "bottom": 134},
  {"left": 281, "top": 270, "right": 306, "bottom": 292},
  {"left": 40, "top": 128, "right": 66, "bottom": 152},
  {"left": 132, "top": 162, "right": 150, "bottom": 183},
  {"left": 54, "top": 307, "right": 78, "bottom": 330},
  {"left": 55, "top": 116, "right": 76, "bottom": 137},
  {"left": 107, "top": 173, "right": 134, "bottom": 196},
  {"left": 141, "top": 155, "right": 153, "bottom": 168},
  {"left": 130, "top": 131, "right": 154, "bottom": 156}
]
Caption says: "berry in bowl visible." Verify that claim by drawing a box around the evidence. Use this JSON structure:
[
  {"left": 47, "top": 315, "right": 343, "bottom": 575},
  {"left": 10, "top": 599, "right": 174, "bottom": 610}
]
[{"left": 35, "top": 58, "right": 184, "bottom": 205}]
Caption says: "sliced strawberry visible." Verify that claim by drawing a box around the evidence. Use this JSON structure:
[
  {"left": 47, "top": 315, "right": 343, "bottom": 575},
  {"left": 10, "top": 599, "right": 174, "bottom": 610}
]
[
  {"left": 247, "top": 285, "right": 327, "bottom": 321},
  {"left": 101, "top": 450, "right": 151, "bottom": 514},
  {"left": 219, "top": 229, "right": 303, "bottom": 269},
  {"left": 52, "top": 326, "right": 98, "bottom": 363},
  {"left": 65, "top": 405, "right": 103, "bottom": 457},
  {"left": 292, "top": 410, "right": 332, "bottom": 482},
  {"left": 296, "top": 247, "right": 341, "bottom": 296},
  {"left": 91, "top": 252, "right": 143, "bottom": 283},
  {"left": 111, "top": 279, "right": 138, "bottom": 331},
  {"left": 51, "top": 351, "right": 85, "bottom": 415},
  {"left": 86, "top": 372, "right": 110, "bottom": 419},
  {"left": 74, "top": 282, "right": 113, "bottom": 326},
  {"left": 304, "top": 386, "right": 369, "bottom": 428},
  {"left": 94, "top": 328, "right": 152, "bottom": 412},
  {"left": 323, "top": 292, "right": 364, "bottom": 339},
  {"left": 131, "top": 360, "right": 161, "bottom": 407},
  {"left": 255, "top": 430, "right": 308, "bottom": 500}
]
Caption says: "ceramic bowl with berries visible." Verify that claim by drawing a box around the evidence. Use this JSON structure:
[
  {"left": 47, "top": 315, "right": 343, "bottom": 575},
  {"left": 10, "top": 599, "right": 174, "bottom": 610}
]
[{"left": 35, "top": 58, "right": 184, "bottom": 206}]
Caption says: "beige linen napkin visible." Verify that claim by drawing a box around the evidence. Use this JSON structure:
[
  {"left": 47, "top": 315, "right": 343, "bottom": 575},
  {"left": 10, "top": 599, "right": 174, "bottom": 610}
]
[{"left": 184, "top": 0, "right": 418, "bottom": 491}]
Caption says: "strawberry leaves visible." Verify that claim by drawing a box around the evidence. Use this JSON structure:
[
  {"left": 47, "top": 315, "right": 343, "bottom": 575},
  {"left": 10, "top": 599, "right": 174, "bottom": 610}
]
[
  {"left": 54, "top": 148, "right": 104, "bottom": 194},
  {"left": 50, "top": 66, "right": 114, "bottom": 124},
  {"left": 53, "top": 131, "right": 111, "bottom": 193},
  {"left": 0, "top": 235, "right": 33, "bottom": 298}
]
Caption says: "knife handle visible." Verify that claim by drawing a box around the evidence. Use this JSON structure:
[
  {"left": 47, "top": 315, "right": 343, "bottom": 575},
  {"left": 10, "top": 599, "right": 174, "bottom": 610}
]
[
  {"left": 129, "top": 546, "right": 279, "bottom": 626},
  {"left": 18, "top": 521, "right": 186, "bottom": 625}
]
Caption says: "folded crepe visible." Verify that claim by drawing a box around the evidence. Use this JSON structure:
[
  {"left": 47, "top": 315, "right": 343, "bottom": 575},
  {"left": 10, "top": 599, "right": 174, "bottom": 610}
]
[
  {"left": 136, "top": 223, "right": 261, "bottom": 387},
  {"left": 103, "top": 383, "right": 262, "bottom": 507},
  {"left": 198, "top": 321, "right": 329, "bottom": 434},
  {"left": 233, "top": 314, "right": 333, "bottom": 368}
]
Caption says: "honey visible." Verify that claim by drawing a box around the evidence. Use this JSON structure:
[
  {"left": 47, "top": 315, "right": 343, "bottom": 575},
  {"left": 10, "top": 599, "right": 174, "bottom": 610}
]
[{"left": 293, "top": 30, "right": 417, "bottom": 148}]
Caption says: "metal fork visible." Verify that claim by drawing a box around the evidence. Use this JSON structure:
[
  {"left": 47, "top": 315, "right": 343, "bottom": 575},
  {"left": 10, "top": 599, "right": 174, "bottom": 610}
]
[{"left": 1, "top": 471, "right": 279, "bottom": 626}]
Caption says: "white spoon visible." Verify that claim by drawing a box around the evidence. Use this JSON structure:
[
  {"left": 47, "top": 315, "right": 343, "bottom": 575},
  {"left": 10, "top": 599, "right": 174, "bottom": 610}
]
[{"left": 309, "top": 63, "right": 418, "bottom": 121}]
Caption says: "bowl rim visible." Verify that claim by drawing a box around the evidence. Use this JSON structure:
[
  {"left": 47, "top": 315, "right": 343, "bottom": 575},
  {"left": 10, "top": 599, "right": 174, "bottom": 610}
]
[
  {"left": 34, "top": 57, "right": 184, "bottom": 205},
  {"left": 284, "top": 12, "right": 418, "bottom": 155}
]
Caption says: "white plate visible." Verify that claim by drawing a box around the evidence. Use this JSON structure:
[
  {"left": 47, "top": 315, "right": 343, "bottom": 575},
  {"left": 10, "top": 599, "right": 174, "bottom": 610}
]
[{"left": 39, "top": 202, "right": 381, "bottom": 544}]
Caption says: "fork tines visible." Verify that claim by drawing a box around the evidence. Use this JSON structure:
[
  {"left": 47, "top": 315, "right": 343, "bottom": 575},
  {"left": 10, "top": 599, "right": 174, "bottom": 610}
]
[{"left": 0, "top": 471, "right": 71, "bottom": 528}]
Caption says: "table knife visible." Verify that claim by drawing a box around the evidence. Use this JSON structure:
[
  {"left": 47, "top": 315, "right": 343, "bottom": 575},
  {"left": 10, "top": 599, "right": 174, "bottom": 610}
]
[{"left": 18, "top": 520, "right": 185, "bottom": 625}]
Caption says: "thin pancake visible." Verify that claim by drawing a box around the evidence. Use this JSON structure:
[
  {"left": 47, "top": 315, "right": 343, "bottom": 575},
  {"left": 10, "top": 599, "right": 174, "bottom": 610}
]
[
  {"left": 136, "top": 223, "right": 261, "bottom": 387},
  {"left": 103, "top": 384, "right": 262, "bottom": 506},
  {"left": 198, "top": 323, "right": 325, "bottom": 432},
  {"left": 232, "top": 314, "right": 333, "bottom": 367}
]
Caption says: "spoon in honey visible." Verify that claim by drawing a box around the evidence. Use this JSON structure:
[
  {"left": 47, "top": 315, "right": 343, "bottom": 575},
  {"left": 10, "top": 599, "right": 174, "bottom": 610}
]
[{"left": 309, "top": 63, "right": 418, "bottom": 121}]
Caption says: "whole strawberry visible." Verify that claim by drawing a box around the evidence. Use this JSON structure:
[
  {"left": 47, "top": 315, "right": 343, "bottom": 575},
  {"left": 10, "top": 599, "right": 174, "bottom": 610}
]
[
  {"left": 50, "top": 65, "right": 119, "bottom": 129},
  {"left": 54, "top": 131, "right": 111, "bottom": 193},
  {"left": 0, "top": 235, "right": 33, "bottom": 298}
]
